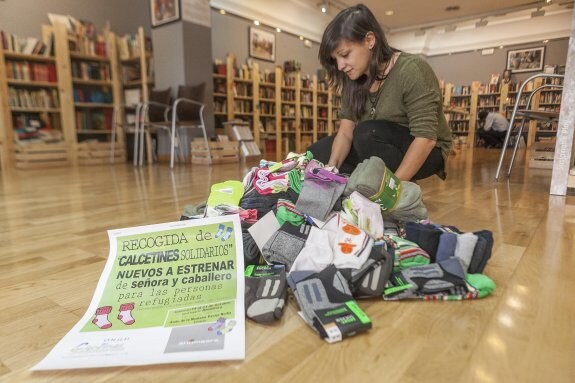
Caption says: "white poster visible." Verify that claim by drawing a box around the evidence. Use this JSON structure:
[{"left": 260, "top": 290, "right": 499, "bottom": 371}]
[
  {"left": 182, "top": 0, "right": 211, "bottom": 27},
  {"left": 33, "top": 216, "right": 245, "bottom": 370}
]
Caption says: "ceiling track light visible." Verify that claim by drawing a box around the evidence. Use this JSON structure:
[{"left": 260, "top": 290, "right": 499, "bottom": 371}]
[{"left": 320, "top": 1, "right": 329, "bottom": 13}]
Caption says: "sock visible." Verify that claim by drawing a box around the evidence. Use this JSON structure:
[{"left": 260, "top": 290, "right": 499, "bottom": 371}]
[
  {"left": 208, "top": 317, "right": 226, "bottom": 331},
  {"left": 217, "top": 320, "right": 236, "bottom": 335},
  {"left": 262, "top": 222, "right": 312, "bottom": 269},
  {"left": 349, "top": 191, "right": 384, "bottom": 239},
  {"left": 117, "top": 303, "right": 135, "bottom": 325},
  {"left": 242, "top": 230, "right": 262, "bottom": 266},
  {"left": 324, "top": 215, "right": 373, "bottom": 269},
  {"left": 466, "top": 273, "right": 496, "bottom": 298},
  {"left": 290, "top": 226, "right": 335, "bottom": 273},
  {"left": 221, "top": 226, "right": 233, "bottom": 241},
  {"left": 92, "top": 306, "right": 113, "bottom": 329},
  {"left": 436, "top": 232, "right": 458, "bottom": 263},
  {"left": 341, "top": 241, "right": 393, "bottom": 298},
  {"left": 254, "top": 168, "right": 290, "bottom": 194},
  {"left": 206, "top": 180, "right": 245, "bottom": 216},
  {"left": 383, "top": 181, "right": 428, "bottom": 223},
  {"left": 244, "top": 265, "right": 287, "bottom": 323},
  {"left": 468, "top": 230, "right": 493, "bottom": 273},
  {"left": 296, "top": 178, "right": 345, "bottom": 221},
  {"left": 404, "top": 222, "right": 442, "bottom": 262},
  {"left": 388, "top": 235, "right": 430, "bottom": 272},
  {"left": 288, "top": 168, "right": 303, "bottom": 194},
  {"left": 289, "top": 265, "right": 353, "bottom": 325},
  {"left": 383, "top": 257, "right": 467, "bottom": 300},
  {"left": 454, "top": 232, "right": 479, "bottom": 271},
  {"left": 214, "top": 224, "right": 225, "bottom": 238},
  {"left": 276, "top": 199, "right": 305, "bottom": 226}
]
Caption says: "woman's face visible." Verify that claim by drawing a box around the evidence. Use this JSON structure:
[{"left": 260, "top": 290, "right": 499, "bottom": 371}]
[{"left": 330, "top": 35, "right": 373, "bottom": 80}]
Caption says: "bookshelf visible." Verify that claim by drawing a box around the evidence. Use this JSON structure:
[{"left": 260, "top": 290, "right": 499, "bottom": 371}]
[
  {"left": 52, "top": 21, "right": 123, "bottom": 165},
  {"left": 442, "top": 76, "right": 563, "bottom": 149},
  {"left": 0, "top": 28, "right": 69, "bottom": 169},
  {"left": 212, "top": 54, "right": 343, "bottom": 162}
]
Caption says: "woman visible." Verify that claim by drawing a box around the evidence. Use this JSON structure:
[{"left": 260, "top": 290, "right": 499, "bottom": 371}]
[{"left": 308, "top": 4, "right": 452, "bottom": 181}]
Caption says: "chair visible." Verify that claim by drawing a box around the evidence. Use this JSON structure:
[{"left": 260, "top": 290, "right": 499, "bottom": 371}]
[
  {"left": 133, "top": 88, "right": 172, "bottom": 166},
  {"left": 494, "top": 73, "right": 564, "bottom": 180},
  {"left": 168, "top": 83, "right": 211, "bottom": 168}
]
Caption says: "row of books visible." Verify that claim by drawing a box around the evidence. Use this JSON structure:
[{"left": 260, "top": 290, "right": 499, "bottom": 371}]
[
  {"left": 117, "top": 34, "right": 152, "bottom": 60},
  {"left": 73, "top": 88, "right": 113, "bottom": 104},
  {"left": 0, "top": 30, "right": 53, "bottom": 56},
  {"left": 71, "top": 61, "right": 110, "bottom": 81},
  {"left": 5, "top": 62, "right": 57, "bottom": 82},
  {"left": 75, "top": 109, "right": 113, "bottom": 131},
  {"left": 68, "top": 35, "right": 109, "bottom": 57},
  {"left": 8, "top": 88, "right": 60, "bottom": 109}
]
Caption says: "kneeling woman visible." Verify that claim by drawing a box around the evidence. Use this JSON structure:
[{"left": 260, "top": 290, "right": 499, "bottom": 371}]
[{"left": 308, "top": 4, "right": 452, "bottom": 181}]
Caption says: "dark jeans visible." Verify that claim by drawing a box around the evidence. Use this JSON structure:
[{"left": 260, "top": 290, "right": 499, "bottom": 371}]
[
  {"left": 307, "top": 120, "right": 443, "bottom": 180},
  {"left": 477, "top": 128, "right": 507, "bottom": 148}
]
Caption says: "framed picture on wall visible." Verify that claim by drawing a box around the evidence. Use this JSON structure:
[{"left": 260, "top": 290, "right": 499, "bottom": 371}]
[
  {"left": 150, "top": 0, "right": 181, "bottom": 28},
  {"left": 249, "top": 27, "right": 276, "bottom": 62},
  {"left": 506, "top": 46, "right": 545, "bottom": 73}
]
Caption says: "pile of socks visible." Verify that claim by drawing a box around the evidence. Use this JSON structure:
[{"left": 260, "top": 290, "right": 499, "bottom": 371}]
[{"left": 177, "top": 151, "right": 498, "bottom": 343}]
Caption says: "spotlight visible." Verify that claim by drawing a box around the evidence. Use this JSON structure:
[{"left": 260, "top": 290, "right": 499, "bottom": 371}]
[
  {"left": 320, "top": 2, "right": 328, "bottom": 13},
  {"left": 219, "top": 9, "right": 226, "bottom": 15},
  {"left": 254, "top": 20, "right": 260, "bottom": 26},
  {"left": 299, "top": 35, "right": 304, "bottom": 40},
  {"left": 276, "top": 27, "right": 281, "bottom": 33}
]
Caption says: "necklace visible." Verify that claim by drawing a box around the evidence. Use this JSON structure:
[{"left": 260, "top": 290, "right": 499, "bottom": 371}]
[
  {"left": 368, "top": 80, "right": 385, "bottom": 119},
  {"left": 368, "top": 53, "right": 399, "bottom": 119}
]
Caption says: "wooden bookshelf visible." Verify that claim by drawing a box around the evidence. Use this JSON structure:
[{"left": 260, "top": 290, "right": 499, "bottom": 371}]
[
  {"left": 51, "top": 21, "right": 123, "bottom": 165},
  {"left": 0, "top": 27, "right": 69, "bottom": 169},
  {"left": 442, "top": 77, "right": 563, "bottom": 149},
  {"left": 212, "top": 54, "right": 343, "bottom": 162}
]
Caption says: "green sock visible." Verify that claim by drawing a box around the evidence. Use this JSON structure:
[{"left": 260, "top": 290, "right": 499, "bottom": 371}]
[
  {"left": 207, "top": 180, "right": 244, "bottom": 213},
  {"left": 466, "top": 273, "right": 496, "bottom": 298}
]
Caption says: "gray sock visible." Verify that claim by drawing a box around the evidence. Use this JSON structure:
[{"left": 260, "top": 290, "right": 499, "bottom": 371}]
[
  {"left": 261, "top": 223, "right": 311, "bottom": 269},
  {"left": 295, "top": 179, "right": 345, "bottom": 221},
  {"left": 454, "top": 232, "right": 479, "bottom": 272},
  {"left": 289, "top": 265, "right": 353, "bottom": 325},
  {"left": 244, "top": 265, "right": 287, "bottom": 323}
]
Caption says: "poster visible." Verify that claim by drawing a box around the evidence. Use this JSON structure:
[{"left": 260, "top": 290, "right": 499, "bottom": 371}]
[{"left": 33, "top": 216, "right": 245, "bottom": 370}]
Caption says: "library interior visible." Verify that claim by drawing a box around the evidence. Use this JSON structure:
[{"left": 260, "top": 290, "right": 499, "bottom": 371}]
[{"left": 1, "top": 0, "right": 575, "bottom": 381}]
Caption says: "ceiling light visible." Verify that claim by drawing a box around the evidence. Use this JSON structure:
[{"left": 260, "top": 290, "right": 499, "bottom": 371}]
[
  {"left": 385, "top": 10, "right": 394, "bottom": 16},
  {"left": 546, "top": 0, "right": 552, "bottom": 3},
  {"left": 531, "top": 8, "right": 545, "bottom": 17},
  {"left": 254, "top": 20, "right": 260, "bottom": 26},
  {"left": 219, "top": 9, "right": 226, "bottom": 15},
  {"left": 299, "top": 35, "right": 304, "bottom": 40},
  {"left": 499, "top": 45, "right": 504, "bottom": 49},
  {"left": 320, "top": 2, "right": 329, "bottom": 13},
  {"left": 543, "top": 39, "right": 549, "bottom": 43},
  {"left": 276, "top": 27, "right": 281, "bottom": 33},
  {"left": 321, "top": 5, "right": 327, "bottom": 13}
]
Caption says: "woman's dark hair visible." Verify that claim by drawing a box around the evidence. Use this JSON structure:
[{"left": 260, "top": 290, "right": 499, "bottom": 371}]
[
  {"left": 319, "top": 4, "right": 397, "bottom": 120},
  {"left": 478, "top": 110, "right": 489, "bottom": 120}
]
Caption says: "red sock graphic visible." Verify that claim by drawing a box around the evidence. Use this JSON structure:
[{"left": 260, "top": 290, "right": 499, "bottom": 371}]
[
  {"left": 92, "top": 306, "right": 113, "bottom": 329},
  {"left": 118, "top": 303, "right": 136, "bottom": 325}
]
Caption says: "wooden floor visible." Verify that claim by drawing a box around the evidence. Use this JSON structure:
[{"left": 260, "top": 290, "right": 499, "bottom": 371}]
[{"left": 1, "top": 147, "right": 574, "bottom": 382}]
